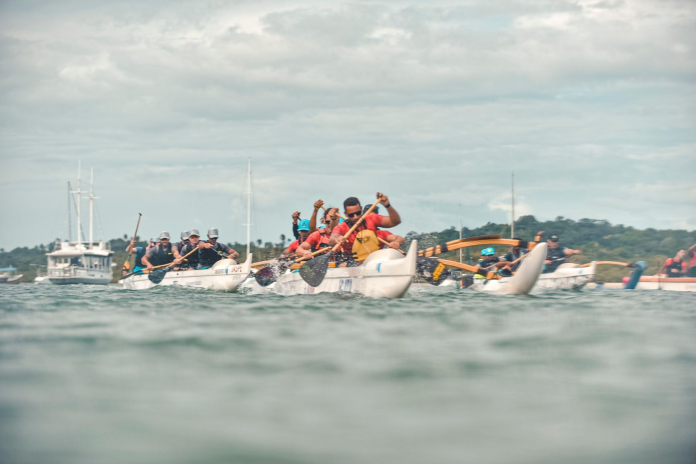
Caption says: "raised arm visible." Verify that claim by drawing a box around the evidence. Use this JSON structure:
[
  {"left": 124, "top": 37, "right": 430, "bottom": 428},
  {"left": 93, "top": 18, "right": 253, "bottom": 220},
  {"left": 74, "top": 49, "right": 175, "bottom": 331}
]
[
  {"left": 125, "top": 239, "right": 136, "bottom": 254},
  {"left": 309, "top": 200, "right": 323, "bottom": 233},
  {"left": 376, "top": 193, "right": 401, "bottom": 228}
]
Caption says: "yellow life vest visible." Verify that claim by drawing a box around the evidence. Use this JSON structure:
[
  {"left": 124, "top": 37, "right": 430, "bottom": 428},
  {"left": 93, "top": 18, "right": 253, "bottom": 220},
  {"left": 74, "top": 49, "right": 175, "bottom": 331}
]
[{"left": 352, "top": 229, "right": 380, "bottom": 262}]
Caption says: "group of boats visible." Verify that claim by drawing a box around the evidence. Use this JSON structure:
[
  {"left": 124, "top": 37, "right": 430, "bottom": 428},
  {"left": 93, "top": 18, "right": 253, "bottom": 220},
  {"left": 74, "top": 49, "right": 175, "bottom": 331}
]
[{"left": 5, "top": 162, "right": 694, "bottom": 297}]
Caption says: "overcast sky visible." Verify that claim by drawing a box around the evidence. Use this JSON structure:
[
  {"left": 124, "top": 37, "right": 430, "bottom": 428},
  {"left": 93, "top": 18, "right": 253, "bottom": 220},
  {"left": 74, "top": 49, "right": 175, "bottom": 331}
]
[{"left": 1, "top": 0, "right": 694, "bottom": 249}]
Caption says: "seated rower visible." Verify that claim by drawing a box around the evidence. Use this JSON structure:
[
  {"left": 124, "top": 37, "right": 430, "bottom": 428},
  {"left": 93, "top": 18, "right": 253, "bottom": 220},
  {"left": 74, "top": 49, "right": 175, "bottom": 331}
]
[
  {"left": 282, "top": 219, "right": 311, "bottom": 259},
  {"left": 660, "top": 249, "right": 687, "bottom": 277},
  {"left": 173, "top": 230, "right": 190, "bottom": 254},
  {"left": 295, "top": 207, "right": 340, "bottom": 259},
  {"left": 497, "top": 239, "right": 527, "bottom": 277},
  {"left": 179, "top": 229, "right": 204, "bottom": 269},
  {"left": 544, "top": 233, "right": 580, "bottom": 273},
  {"left": 329, "top": 193, "right": 401, "bottom": 266},
  {"left": 125, "top": 237, "right": 157, "bottom": 274},
  {"left": 198, "top": 228, "right": 240, "bottom": 269},
  {"left": 474, "top": 247, "right": 500, "bottom": 279},
  {"left": 142, "top": 232, "right": 182, "bottom": 271}
]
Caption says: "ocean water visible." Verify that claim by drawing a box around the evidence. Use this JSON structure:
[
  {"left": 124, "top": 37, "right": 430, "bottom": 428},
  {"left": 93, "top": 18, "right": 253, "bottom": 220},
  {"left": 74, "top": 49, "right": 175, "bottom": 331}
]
[{"left": 0, "top": 284, "right": 695, "bottom": 464}]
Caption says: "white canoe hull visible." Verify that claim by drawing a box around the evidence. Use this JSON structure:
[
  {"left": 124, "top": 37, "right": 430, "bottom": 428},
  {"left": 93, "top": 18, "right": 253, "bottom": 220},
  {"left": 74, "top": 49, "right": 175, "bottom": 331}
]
[
  {"left": 533, "top": 262, "right": 596, "bottom": 291},
  {"left": 468, "top": 243, "right": 547, "bottom": 295},
  {"left": 119, "top": 255, "right": 252, "bottom": 291},
  {"left": 633, "top": 277, "right": 696, "bottom": 292},
  {"left": 272, "top": 241, "right": 418, "bottom": 299}
]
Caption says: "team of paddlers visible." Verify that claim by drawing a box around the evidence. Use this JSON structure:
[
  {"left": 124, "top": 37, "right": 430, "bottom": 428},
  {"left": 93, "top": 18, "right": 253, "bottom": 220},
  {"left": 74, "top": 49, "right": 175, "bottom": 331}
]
[{"left": 123, "top": 192, "right": 695, "bottom": 279}]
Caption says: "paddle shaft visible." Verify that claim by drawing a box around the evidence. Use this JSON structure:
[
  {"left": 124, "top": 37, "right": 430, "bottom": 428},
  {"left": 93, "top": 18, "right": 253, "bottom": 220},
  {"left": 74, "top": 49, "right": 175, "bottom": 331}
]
[
  {"left": 378, "top": 237, "right": 405, "bottom": 255},
  {"left": 146, "top": 246, "right": 199, "bottom": 271},
  {"left": 128, "top": 213, "right": 142, "bottom": 270}
]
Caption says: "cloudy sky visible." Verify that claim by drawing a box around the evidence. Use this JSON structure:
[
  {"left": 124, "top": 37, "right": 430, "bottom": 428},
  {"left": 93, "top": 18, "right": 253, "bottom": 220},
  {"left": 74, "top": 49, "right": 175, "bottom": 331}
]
[{"left": 1, "top": 0, "right": 694, "bottom": 249}]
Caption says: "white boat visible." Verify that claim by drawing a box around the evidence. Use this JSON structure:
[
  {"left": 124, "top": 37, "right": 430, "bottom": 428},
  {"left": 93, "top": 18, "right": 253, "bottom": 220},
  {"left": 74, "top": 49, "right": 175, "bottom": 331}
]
[
  {"left": 534, "top": 261, "right": 596, "bottom": 291},
  {"left": 0, "top": 267, "right": 23, "bottom": 284},
  {"left": 119, "top": 255, "right": 252, "bottom": 291},
  {"left": 631, "top": 276, "right": 696, "bottom": 292},
  {"left": 47, "top": 163, "right": 114, "bottom": 285},
  {"left": 47, "top": 240, "right": 114, "bottom": 285},
  {"left": 272, "top": 240, "right": 418, "bottom": 298},
  {"left": 466, "top": 243, "right": 547, "bottom": 295}
]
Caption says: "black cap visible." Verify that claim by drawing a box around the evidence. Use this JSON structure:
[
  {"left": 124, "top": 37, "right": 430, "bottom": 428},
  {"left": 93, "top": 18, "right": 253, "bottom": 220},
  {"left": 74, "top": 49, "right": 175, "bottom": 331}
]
[{"left": 549, "top": 234, "right": 559, "bottom": 242}]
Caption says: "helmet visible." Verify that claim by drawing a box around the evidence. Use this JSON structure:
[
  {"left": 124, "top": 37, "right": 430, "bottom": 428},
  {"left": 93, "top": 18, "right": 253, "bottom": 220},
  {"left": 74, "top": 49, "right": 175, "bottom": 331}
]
[
  {"left": 181, "top": 230, "right": 189, "bottom": 240},
  {"left": 159, "top": 231, "right": 170, "bottom": 240},
  {"left": 188, "top": 229, "right": 201, "bottom": 238},
  {"left": 481, "top": 247, "right": 495, "bottom": 256},
  {"left": 208, "top": 228, "right": 219, "bottom": 238},
  {"left": 298, "top": 219, "right": 310, "bottom": 232}
]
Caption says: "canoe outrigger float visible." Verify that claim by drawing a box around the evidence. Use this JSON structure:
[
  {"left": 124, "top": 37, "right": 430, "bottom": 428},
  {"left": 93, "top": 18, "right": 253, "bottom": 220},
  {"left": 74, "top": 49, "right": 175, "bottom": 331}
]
[
  {"left": 272, "top": 241, "right": 418, "bottom": 298},
  {"left": 533, "top": 261, "right": 596, "bottom": 291},
  {"left": 119, "top": 254, "right": 252, "bottom": 291}
]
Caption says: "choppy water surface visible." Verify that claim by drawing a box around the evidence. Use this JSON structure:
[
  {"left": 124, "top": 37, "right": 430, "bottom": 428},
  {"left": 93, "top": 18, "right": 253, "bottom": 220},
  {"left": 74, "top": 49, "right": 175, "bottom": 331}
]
[{"left": 1, "top": 284, "right": 695, "bottom": 464}]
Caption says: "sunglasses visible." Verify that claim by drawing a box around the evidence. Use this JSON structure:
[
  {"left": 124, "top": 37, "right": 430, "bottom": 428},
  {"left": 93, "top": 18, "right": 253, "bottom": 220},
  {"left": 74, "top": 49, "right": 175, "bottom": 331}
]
[
  {"left": 160, "top": 238, "right": 169, "bottom": 241},
  {"left": 346, "top": 211, "right": 362, "bottom": 218},
  {"left": 189, "top": 235, "right": 200, "bottom": 239}
]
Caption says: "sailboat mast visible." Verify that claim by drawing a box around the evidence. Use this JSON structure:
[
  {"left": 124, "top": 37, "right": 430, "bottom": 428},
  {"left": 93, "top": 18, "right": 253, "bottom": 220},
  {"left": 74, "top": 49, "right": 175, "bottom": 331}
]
[
  {"left": 246, "top": 158, "right": 251, "bottom": 257},
  {"left": 76, "top": 161, "right": 82, "bottom": 244},
  {"left": 511, "top": 172, "right": 515, "bottom": 239},
  {"left": 458, "top": 203, "right": 463, "bottom": 263},
  {"left": 89, "top": 168, "right": 94, "bottom": 248},
  {"left": 67, "top": 182, "right": 72, "bottom": 242}
]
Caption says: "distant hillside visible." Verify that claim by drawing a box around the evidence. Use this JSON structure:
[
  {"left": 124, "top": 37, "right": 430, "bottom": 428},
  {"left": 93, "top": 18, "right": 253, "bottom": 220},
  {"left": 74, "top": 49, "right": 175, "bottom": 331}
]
[{"left": 1, "top": 216, "right": 694, "bottom": 283}]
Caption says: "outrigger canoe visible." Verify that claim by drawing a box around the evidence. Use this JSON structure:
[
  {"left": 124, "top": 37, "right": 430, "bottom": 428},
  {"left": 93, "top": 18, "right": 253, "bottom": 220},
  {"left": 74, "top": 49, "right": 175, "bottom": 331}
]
[
  {"left": 533, "top": 261, "right": 596, "bottom": 291},
  {"left": 465, "top": 243, "right": 547, "bottom": 295},
  {"left": 630, "top": 276, "right": 696, "bottom": 292},
  {"left": 272, "top": 240, "right": 418, "bottom": 298},
  {"left": 119, "top": 254, "right": 252, "bottom": 291}
]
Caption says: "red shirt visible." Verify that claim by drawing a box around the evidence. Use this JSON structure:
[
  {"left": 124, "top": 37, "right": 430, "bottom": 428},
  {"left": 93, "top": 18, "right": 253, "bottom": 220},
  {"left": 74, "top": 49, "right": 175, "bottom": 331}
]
[
  {"left": 305, "top": 230, "right": 331, "bottom": 250},
  {"left": 331, "top": 214, "right": 385, "bottom": 254},
  {"left": 663, "top": 257, "right": 686, "bottom": 272},
  {"left": 287, "top": 240, "right": 300, "bottom": 253}
]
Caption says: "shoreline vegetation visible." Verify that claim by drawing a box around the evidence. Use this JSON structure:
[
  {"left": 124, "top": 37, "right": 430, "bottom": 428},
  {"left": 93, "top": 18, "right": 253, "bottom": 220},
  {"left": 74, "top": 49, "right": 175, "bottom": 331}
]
[{"left": 1, "top": 215, "right": 694, "bottom": 284}]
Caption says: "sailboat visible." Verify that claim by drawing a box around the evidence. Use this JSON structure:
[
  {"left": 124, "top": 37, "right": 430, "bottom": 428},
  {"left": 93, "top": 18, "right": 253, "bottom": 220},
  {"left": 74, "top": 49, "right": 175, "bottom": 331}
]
[{"left": 46, "top": 164, "right": 114, "bottom": 285}]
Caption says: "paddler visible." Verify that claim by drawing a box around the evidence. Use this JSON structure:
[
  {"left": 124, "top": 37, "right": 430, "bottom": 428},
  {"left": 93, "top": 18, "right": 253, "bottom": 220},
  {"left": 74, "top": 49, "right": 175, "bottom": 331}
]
[
  {"left": 178, "top": 229, "right": 204, "bottom": 269},
  {"left": 198, "top": 228, "right": 240, "bottom": 269},
  {"left": 291, "top": 211, "right": 302, "bottom": 240},
  {"left": 329, "top": 193, "right": 401, "bottom": 265},
  {"left": 173, "top": 230, "right": 190, "bottom": 254},
  {"left": 125, "top": 237, "right": 157, "bottom": 274},
  {"left": 660, "top": 249, "right": 687, "bottom": 277},
  {"left": 474, "top": 247, "right": 500, "bottom": 278},
  {"left": 497, "top": 238, "right": 527, "bottom": 277},
  {"left": 281, "top": 219, "right": 311, "bottom": 259},
  {"left": 544, "top": 233, "right": 580, "bottom": 273},
  {"left": 295, "top": 207, "right": 340, "bottom": 259},
  {"left": 142, "top": 232, "right": 182, "bottom": 271}
]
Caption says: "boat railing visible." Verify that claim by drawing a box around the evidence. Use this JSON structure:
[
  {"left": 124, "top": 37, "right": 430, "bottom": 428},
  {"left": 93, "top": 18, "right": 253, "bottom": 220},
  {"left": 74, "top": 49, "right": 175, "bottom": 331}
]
[{"left": 48, "top": 267, "right": 90, "bottom": 278}]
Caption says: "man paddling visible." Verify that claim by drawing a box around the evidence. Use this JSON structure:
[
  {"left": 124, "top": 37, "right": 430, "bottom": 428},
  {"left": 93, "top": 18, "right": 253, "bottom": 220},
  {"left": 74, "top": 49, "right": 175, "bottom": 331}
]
[
  {"left": 660, "top": 249, "right": 687, "bottom": 277},
  {"left": 173, "top": 230, "right": 190, "bottom": 254},
  {"left": 544, "top": 234, "right": 580, "bottom": 273},
  {"left": 142, "top": 232, "right": 182, "bottom": 270},
  {"left": 198, "top": 228, "right": 239, "bottom": 269},
  {"left": 295, "top": 207, "right": 340, "bottom": 259},
  {"left": 281, "top": 219, "right": 312, "bottom": 259},
  {"left": 497, "top": 239, "right": 527, "bottom": 277},
  {"left": 125, "top": 237, "right": 156, "bottom": 274},
  {"left": 329, "top": 193, "right": 401, "bottom": 263}
]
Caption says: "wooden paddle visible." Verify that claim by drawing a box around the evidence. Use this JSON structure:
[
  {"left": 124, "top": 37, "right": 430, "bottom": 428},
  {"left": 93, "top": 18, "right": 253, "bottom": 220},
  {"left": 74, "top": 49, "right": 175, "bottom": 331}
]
[
  {"left": 146, "top": 246, "right": 199, "bottom": 284},
  {"left": 299, "top": 198, "right": 383, "bottom": 287},
  {"left": 253, "top": 246, "right": 331, "bottom": 287},
  {"left": 579, "top": 261, "right": 635, "bottom": 268},
  {"left": 126, "top": 213, "right": 142, "bottom": 271}
]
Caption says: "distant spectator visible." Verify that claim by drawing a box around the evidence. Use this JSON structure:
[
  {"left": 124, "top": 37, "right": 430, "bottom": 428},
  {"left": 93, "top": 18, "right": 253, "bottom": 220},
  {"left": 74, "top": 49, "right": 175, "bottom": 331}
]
[{"left": 688, "top": 243, "right": 696, "bottom": 277}]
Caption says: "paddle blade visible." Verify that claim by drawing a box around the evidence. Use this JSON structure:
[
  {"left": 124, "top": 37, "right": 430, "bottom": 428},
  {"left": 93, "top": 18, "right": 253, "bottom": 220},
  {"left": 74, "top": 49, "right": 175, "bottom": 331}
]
[
  {"left": 417, "top": 258, "right": 450, "bottom": 286},
  {"left": 148, "top": 267, "right": 169, "bottom": 285},
  {"left": 299, "top": 253, "right": 331, "bottom": 287},
  {"left": 255, "top": 265, "right": 285, "bottom": 287}
]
